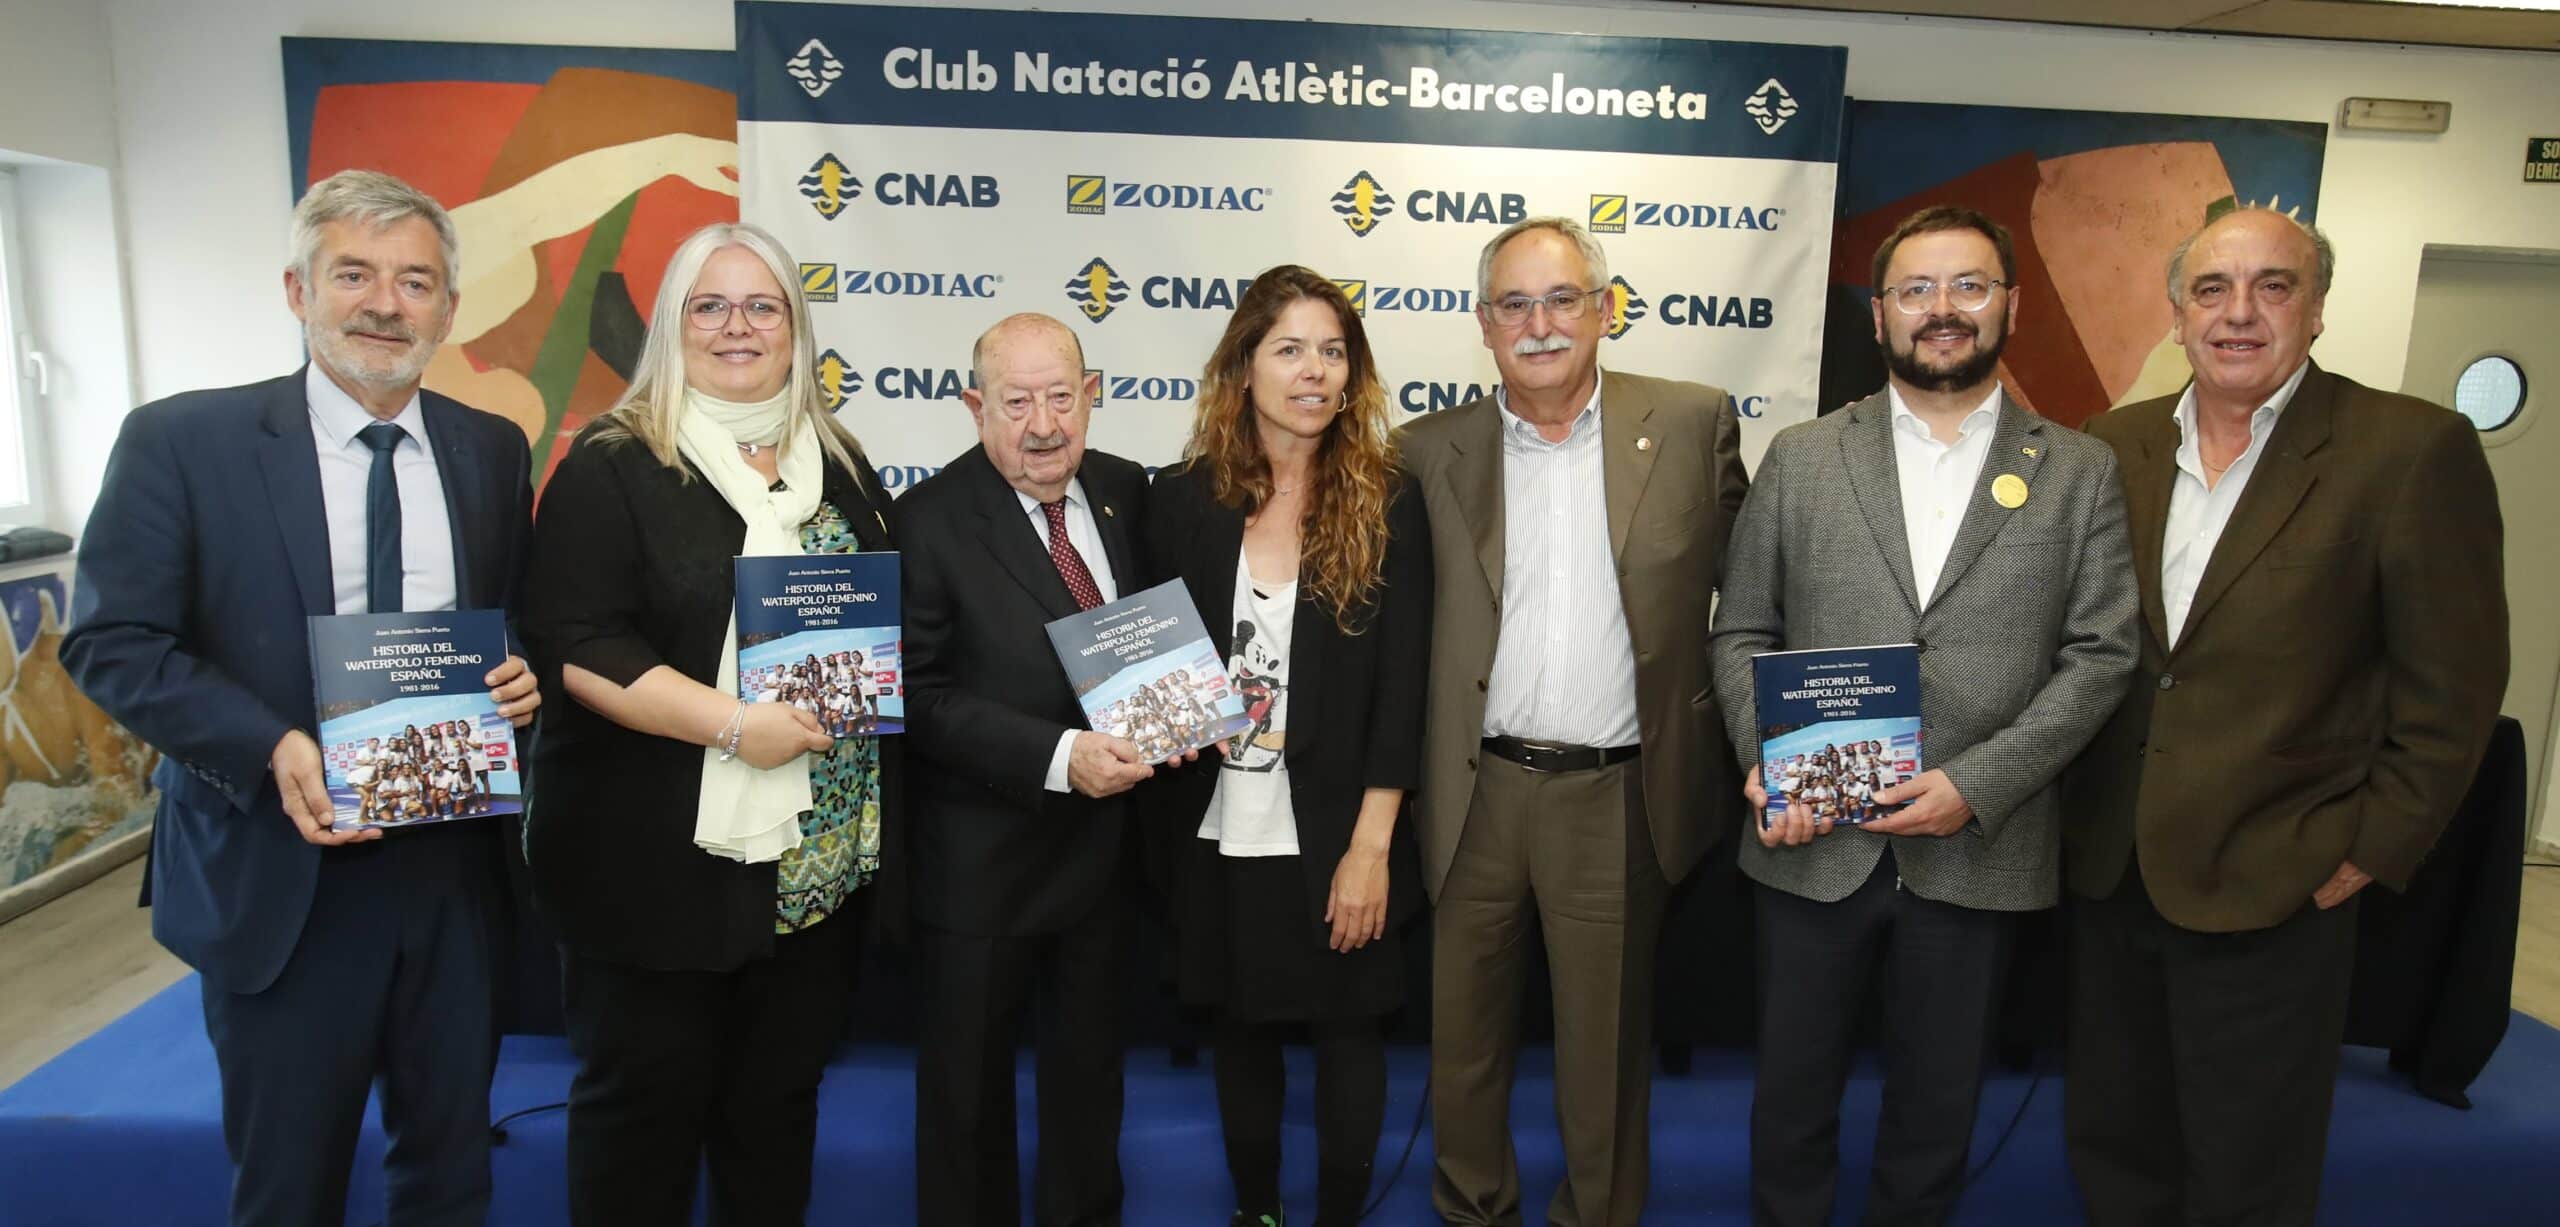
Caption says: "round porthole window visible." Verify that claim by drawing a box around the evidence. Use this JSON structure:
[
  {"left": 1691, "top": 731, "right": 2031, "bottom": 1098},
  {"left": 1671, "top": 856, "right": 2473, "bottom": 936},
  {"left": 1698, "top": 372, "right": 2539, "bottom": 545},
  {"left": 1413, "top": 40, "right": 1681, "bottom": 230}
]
[{"left": 2453, "top": 355, "right": 2525, "bottom": 432}]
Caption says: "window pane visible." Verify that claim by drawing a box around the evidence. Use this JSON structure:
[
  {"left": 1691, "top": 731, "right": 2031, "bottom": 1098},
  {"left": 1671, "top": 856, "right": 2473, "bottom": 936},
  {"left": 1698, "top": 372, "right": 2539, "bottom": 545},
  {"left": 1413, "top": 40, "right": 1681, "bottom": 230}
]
[
  {"left": 0, "top": 171, "right": 28, "bottom": 509},
  {"left": 2453, "top": 355, "right": 2526, "bottom": 433}
]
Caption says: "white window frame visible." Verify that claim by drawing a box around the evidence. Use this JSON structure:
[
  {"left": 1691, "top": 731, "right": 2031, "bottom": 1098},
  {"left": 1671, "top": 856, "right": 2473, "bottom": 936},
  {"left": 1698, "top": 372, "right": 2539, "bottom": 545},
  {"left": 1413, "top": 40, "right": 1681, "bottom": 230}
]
[{"left": 0, "top": 166, "right": 49, "bottom": 523}]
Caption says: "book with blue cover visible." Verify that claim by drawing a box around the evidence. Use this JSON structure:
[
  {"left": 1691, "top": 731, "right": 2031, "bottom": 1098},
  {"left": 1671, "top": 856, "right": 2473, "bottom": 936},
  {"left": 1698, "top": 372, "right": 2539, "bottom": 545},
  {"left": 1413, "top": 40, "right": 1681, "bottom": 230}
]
[
  {"left": 1045, "top": 578, "right": 1252, "bottom": 764},
  {"left": 308, "top": 609, "right": 521, "bottom": 831},
  {"left": 1751, "top": 643, "right": 1922, "bottom": 828},
  {"left": 735, "top": 551, "right": 903, "bottom": 736}
]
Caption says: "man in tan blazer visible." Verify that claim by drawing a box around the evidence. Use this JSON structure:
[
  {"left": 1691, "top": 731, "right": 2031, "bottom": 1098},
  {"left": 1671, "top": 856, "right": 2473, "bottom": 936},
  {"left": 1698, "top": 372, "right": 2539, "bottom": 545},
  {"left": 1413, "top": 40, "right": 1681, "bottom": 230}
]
[
  {"left": 1401, "top": 216, "right": 1749, "bottom": 1227},
  {"left": 2063, "top": 207, "right": 2507, "bottom": 1225}
]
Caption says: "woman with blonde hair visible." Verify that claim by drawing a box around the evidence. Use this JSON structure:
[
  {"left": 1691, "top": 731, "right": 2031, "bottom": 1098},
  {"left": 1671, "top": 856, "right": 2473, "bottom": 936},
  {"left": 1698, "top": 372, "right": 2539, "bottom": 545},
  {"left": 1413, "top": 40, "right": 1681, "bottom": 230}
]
[
  {"left": 1143, "top": 264, "right": 1433, "bottom": 1227},
  {"left": 523, "top": 221, "right": 898, "bottom": 1226}
]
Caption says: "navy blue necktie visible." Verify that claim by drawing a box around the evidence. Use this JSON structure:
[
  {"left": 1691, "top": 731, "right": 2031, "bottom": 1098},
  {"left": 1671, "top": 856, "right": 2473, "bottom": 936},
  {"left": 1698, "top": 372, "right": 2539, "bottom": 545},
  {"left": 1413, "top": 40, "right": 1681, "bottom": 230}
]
[{"left": 357, "top": 422, "right": 406, "bottom": 614}]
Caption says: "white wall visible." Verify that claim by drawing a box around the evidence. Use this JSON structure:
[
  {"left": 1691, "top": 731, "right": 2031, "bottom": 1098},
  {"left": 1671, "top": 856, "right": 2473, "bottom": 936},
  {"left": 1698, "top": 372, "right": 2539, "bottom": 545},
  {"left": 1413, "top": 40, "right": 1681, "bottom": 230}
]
[{"left": 0, "top": 0, "right": 119, "bottom": 168}]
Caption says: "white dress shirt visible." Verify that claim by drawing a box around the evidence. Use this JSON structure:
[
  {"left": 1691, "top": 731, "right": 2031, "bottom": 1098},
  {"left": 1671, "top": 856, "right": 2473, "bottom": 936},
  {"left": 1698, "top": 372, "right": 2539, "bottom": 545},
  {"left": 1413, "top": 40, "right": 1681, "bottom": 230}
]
[
  {"left": 1020, "top": 478, "right": 1121, "bottom": 792},
  {"left": 305, "top": 364, "right": 458, "bottom": 616},
  {"left": 2162, "top": 360, "right": 2309, "bottom": 649},
  {"left": 1483, "top": 373, "right": 1642, "bottom": 748},
  {"left": 1887, "top": 385, "right": 2001, "bottom": 610}
]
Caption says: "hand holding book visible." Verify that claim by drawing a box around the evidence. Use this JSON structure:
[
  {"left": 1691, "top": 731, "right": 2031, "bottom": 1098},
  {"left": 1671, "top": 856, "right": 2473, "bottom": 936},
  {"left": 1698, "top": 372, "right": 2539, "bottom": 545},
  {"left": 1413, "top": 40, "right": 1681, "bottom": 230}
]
[
  {"left": 737, "top": 701, "right": 834, "bottom": 768},
  {"left": 1066, "top": 730, "right": 1154, "bottom": 798},
  {"left": 1856, "top": 769, "right": 1973, "bottom": 837}
]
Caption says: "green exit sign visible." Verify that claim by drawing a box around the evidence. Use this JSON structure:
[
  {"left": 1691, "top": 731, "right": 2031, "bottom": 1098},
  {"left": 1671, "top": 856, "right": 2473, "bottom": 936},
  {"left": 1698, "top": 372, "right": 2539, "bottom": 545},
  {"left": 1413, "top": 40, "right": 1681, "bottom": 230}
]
[{"left": 2530, "top": 137, "right": 2560, "bottom": 183}]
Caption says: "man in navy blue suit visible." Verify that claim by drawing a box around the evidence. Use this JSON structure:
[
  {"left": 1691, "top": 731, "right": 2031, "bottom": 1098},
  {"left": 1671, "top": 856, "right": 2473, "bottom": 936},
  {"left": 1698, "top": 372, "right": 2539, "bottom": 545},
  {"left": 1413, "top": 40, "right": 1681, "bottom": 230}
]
[{"left": 63, "top": 170, "right": 540, "bottom": 1227}]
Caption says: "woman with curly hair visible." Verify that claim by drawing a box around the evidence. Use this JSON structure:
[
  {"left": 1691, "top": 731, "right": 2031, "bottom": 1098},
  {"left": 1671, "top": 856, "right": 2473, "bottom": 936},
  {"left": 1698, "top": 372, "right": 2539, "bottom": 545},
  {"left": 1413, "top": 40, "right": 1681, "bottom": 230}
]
[{"left": 1143, "top": 264, "right": 1434, "bottom": 1227}]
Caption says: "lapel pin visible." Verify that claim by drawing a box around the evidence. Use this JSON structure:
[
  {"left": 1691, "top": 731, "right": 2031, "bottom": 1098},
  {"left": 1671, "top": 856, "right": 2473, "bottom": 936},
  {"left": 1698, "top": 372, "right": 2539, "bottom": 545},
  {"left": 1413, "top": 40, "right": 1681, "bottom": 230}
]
[
  {"left": 2022, "top": 445, "right": 2038, "bottom": 458},
  {"left": 1636, "top": 436, "right": 1653, "bottom": 452},
  {"left": 1102, "top": 504, "right": 1115, "bottom": 518},
  {"left": 1992, "top": 474, "right": 2029, "bottom": 509}
]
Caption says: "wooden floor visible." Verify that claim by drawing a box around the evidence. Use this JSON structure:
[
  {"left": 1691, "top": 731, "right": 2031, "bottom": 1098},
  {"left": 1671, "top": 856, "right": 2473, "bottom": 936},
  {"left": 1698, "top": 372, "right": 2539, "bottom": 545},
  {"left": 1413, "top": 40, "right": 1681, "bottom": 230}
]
[
  {"left": 2516, "top": 866, "right": 2560, "bottom": 1031},
  {"left": 2, "top": 857, "right": 2557, "bottom": 1093},
  {"left": 0, "top": 857, "right": 186, "bottom": 1091}
]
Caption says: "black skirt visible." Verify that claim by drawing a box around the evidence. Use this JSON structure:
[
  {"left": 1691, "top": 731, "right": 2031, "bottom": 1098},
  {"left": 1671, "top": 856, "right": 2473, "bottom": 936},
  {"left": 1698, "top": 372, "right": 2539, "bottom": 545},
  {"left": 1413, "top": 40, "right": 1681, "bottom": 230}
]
[{"left": 1182, "top": 841, "right": 1404, "bottom": 1022}]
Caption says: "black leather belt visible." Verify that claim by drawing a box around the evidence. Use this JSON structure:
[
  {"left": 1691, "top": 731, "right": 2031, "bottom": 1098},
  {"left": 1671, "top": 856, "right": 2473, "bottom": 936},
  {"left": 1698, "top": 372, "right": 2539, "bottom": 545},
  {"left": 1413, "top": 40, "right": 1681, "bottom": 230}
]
[{"left": 1481, "top": 735, "right": 1641, "bottom": 774}]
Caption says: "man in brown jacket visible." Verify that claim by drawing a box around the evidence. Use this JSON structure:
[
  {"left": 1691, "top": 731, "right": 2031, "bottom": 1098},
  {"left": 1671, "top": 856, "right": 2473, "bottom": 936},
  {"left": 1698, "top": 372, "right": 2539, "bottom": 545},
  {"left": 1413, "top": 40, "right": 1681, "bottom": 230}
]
[
  {"left": 1401, "top": 216, "right": 1749, "bottom": 1227},
  {"left": 2063, "top": 207, "right": 2507, "bottom": 1225}
]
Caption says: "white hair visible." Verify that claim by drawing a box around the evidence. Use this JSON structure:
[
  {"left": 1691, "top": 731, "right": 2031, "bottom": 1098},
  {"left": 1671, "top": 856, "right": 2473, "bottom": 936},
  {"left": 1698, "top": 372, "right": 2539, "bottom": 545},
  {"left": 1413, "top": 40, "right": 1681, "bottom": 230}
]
[
  {"left": 1476, "top": 215, "right": 1612, "bottom": 302},
  {"left": 288, "top": 169, "right": 460, "bottom": 292}
]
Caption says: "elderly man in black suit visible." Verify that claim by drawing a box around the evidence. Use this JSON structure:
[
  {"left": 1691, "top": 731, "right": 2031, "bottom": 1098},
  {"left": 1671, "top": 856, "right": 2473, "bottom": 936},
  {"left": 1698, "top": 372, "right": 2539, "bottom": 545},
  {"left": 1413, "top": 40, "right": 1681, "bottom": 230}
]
[{"left": 900, "top": 312, "right": 1159, "bottom": 1227}]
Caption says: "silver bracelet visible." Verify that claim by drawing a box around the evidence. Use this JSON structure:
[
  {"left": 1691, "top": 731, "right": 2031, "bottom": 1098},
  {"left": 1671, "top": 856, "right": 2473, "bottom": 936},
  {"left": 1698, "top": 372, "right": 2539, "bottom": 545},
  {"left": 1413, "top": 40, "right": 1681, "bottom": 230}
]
[{"left": 716, "top": 701, "right": 748, "bottom": 761}]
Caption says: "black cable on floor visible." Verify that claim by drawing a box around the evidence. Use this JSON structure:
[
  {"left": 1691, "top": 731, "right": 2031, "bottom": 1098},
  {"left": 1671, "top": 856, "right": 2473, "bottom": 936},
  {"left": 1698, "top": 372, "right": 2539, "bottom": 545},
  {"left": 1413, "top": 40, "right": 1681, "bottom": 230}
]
[
  {"left": 1360, "top": 1072, "right": 1431, "bottom": 1221},
  {"left": 489, "top": 1100, "right": 567, "bottom": 1145}
]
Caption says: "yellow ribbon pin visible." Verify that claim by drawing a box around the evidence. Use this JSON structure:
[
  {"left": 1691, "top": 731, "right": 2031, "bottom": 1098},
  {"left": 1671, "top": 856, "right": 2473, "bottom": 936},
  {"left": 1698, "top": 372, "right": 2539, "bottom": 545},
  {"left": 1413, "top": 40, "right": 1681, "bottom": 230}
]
[{"left": 1992, "top": 474, "right": 2028, "bottom": 509}]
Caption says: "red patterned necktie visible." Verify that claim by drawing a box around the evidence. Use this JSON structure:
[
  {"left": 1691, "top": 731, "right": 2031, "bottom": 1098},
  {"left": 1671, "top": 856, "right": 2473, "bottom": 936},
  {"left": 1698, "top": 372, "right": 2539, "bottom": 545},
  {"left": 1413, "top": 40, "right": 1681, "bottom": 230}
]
[{"left": 1042, "top": 498, "right": 1105, "bottom": 611}]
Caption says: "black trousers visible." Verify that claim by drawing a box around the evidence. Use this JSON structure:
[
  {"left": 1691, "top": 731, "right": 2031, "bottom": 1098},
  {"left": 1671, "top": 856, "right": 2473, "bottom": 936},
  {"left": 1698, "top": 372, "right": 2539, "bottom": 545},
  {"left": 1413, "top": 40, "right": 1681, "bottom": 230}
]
[
  {"left": 914, "top": 902, "right": 1125, "bottom": 1227},
  {"left": 559, "top": 913, "right": 858, "bottom": 1227},
  {"left": 1213, "top": 1014, "right": 1388, "bottom": 1227},
  {"left": 1751, "top": 853, "right": 2017, "bottom": 1227},
  {"left": 199, "top": 827, "right": 500, "bottom": 1227},
  {"left": 2065, "top": 868, "right": 2359, "bottom": 1227}
]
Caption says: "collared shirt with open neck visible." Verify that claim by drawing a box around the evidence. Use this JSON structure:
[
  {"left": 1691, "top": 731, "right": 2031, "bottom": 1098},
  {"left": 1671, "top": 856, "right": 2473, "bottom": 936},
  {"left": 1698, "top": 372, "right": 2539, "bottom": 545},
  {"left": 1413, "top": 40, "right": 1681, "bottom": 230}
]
[
  {"left": 1887, "top": 382, "right": 2001, "bottom": 611},
  {"left": 1484, "top": 371, "right": 1640, "bottom": 749},
  {"left": 2162, "top": 358, "right": 2311, "bottom": 648}
]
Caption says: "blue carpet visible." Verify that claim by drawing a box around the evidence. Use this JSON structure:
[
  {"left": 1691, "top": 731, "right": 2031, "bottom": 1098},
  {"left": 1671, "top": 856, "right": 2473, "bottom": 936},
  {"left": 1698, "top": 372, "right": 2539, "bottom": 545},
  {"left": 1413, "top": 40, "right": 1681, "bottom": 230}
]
[{"left": 4, "top": 977, "right": 2555, "bottom": 1224}]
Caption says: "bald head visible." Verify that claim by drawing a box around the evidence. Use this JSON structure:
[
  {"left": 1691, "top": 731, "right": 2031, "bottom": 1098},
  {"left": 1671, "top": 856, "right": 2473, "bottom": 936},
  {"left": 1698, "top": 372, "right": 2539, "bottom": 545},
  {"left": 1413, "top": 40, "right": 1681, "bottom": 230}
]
[
  {"left": 963, "top": 312, "right": 1096, "bottom": 502},
  {"left": 2168, "top": 208, "right": 2332, "bottom": 307},
  {"left": 971, "top": 312, "right": 1086, "bottom": 392}
]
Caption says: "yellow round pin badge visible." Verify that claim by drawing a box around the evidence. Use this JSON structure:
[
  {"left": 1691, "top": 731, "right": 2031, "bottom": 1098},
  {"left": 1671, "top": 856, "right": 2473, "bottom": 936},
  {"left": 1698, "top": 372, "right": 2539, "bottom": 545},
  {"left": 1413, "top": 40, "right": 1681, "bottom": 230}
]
[{"left": 1991, "top": 474, "right": 2028, "bottom": 509}]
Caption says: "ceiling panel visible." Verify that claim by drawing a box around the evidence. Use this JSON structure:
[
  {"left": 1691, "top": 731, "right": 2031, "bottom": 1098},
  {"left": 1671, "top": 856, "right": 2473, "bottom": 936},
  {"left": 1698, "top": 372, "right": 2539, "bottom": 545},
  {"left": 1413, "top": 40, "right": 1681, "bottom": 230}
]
[
  {"left": 2192, "top": 0, "right": 2560, "bottom": 48},
  {"left": 1680, "top": 0, "right": 2560, "bottom": 51}
]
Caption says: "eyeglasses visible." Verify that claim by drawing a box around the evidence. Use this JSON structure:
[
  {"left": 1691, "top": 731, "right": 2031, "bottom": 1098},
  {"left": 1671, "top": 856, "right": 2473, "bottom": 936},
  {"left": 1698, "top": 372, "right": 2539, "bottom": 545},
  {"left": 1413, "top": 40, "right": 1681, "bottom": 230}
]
[
  {"left": 685, "top": 294, "right": 791, "bottom": 331},
  {"left": 1485, "top": 286, "right": 1611, "bottom": 326},
  {"left": 1881, "top": 277, "right": 2008, "bottom": 315}
]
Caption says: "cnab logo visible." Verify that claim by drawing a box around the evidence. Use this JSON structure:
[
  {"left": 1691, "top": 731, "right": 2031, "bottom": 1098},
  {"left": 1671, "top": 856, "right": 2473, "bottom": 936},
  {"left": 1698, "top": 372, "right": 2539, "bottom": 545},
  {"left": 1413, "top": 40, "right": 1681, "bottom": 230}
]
[
  {"left": 1064, "top": 257, "right": 1131, "bottom": 322},
  {"left": 1744, "top": 79, "right": 1799, "bottom": 135},
  {"left": 1066, "top": 174, "right": 1106, "bottom": 215},
  {"left": 1589, "top": 194, "right": 1629, "bottom": 235},
  {"left": 786, "top": 39, "right": 845, "bottom": 99},
  {"left": 1604, "top": 277, "right": 1648, "bottom": 340},
  {"left": 799, "top": 153, "right": 859, "bottom": 220},
  {"left": 815, "top": 348, "right": 858, "bottom": 409},
  {"left": 1330, "top": 171, "right": 1395, "bottom": 238},
  {"left": 1333, "top": 278, "right": 1369, "bottom": 317},
  {"left": 799, "top": 263, "right": 839, "bottom": 303}
]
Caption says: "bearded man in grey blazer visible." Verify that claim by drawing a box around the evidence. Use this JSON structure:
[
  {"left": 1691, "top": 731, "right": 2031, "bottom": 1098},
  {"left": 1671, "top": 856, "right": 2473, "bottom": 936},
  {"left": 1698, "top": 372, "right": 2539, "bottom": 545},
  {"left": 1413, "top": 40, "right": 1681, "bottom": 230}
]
[
  {"left": 1403, "top": 216, "right": 1750, "bottom": 1227},
  {"left": 1709, "top": 205, "right": 2140, "bottom": 1227}
]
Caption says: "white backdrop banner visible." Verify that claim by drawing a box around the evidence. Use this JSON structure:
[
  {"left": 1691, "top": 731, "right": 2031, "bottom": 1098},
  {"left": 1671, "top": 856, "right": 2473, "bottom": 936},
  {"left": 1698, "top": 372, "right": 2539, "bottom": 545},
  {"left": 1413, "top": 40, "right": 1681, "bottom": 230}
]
[{"left": 738, "top": 3, "right": 1845, "bottom": 489}]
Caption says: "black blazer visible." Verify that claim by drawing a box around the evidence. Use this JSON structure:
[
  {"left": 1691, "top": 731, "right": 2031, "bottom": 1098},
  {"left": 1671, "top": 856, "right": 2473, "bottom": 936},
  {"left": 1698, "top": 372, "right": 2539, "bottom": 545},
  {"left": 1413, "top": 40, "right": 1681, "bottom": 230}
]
[
  {"left": 1140, "top": 460, "right": 1433, "bottom": 945},
  {"left": 63, "top": 369, "right": 531, "bottom": 995},
  {"left": 900, "top": 445, "right": 1148, "bottom": 937},
  {"left": 521, "top": 421, "right": 898, "bottom": 972}
]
